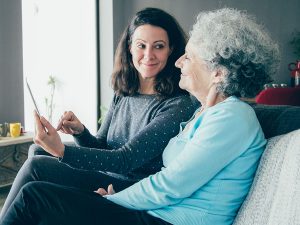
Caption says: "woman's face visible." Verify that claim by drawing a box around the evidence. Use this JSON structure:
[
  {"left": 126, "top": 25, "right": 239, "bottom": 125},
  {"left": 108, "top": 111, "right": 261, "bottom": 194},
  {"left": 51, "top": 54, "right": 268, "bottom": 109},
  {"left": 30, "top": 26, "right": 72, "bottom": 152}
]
[
  {"left": 130, "top": 25, "right": 172, "bottom": 80},
  {"left": 175, "top": 41, "right": 216, "bottom": 100}
]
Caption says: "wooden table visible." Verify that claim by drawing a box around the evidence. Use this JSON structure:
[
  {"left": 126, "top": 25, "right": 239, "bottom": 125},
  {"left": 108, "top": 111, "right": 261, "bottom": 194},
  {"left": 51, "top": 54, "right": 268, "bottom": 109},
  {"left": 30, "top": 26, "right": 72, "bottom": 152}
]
[{"left": 0, "top": 132, "right": 34, "bottom": 188}]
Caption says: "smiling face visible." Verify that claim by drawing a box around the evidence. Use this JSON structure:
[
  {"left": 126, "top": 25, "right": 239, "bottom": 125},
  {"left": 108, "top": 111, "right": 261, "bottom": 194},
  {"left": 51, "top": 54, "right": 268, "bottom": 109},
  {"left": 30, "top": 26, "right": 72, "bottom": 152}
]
[
  {"left": 175, "top": 41, "right": 219, "bottom": 102},
  {"left": 130, "top": 25, "right": 172, "bottom": 81}
]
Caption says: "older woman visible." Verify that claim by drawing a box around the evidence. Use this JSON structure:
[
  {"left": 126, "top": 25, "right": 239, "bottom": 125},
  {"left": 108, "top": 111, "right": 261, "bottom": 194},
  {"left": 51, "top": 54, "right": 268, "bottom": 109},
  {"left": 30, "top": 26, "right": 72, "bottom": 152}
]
[{"left": 0, "top": 8, "right": 280, "bottom": 225}]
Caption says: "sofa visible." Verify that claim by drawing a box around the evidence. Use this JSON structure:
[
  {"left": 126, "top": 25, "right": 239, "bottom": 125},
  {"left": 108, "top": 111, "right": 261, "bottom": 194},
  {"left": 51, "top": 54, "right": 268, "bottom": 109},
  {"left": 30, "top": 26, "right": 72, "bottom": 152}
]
[
  {"left": 233, "top": 103, "right": 300, "bottom": 225},
  {"left": 18, "top": 103, "right": 300, "bottom": 224}
]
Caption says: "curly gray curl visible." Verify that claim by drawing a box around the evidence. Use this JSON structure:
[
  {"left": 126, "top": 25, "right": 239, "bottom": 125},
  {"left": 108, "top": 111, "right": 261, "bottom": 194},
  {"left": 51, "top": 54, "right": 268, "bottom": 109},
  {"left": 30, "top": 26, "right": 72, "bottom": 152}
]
[{"left": 190, "top": 8, "right": 280, "bottom": 98}]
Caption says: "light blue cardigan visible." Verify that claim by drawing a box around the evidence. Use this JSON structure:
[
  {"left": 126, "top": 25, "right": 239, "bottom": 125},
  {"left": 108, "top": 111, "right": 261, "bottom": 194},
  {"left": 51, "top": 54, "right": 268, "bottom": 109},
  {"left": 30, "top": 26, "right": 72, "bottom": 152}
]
[{"left": 106, "top": 96, "right": 266, "bottom": 225}]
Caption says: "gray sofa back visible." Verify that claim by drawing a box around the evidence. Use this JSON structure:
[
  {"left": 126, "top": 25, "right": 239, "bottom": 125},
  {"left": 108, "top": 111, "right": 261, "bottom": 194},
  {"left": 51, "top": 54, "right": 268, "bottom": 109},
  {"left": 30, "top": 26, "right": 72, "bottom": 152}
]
[{"left": 252, "top": 104, "right": 300, "bottom": 138}]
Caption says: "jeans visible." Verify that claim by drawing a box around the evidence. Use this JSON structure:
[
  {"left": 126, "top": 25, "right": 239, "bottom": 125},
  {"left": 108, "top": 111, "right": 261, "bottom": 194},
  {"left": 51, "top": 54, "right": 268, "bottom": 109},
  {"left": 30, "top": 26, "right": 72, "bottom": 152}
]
[
  {"left": 0, "top": 145, "right": 170, "bottom": 225},
  {"left": 0, "top": 181, "right": 169, "bottom": 225}
]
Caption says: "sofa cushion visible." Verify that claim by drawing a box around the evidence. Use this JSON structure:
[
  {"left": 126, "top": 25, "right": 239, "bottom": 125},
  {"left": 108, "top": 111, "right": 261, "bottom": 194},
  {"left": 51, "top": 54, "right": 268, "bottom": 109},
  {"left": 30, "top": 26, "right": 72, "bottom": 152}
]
[
  {"left": 252, "top": 104, "right": 300, "bottom": 138},
  {"left": 233, "top": 129, "right": 300, "bottom": 225}
]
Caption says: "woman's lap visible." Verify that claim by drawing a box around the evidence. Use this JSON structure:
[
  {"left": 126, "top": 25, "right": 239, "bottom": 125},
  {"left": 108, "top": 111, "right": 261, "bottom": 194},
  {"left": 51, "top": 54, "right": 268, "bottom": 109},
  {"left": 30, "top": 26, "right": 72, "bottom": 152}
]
[
  {"left": 23, "top": 155, "right": 133, "bottom": 191},
  {"left": 0, "top": 154, "right": 134, "bottom": 218},
  {"left": 2, "top": 181, "right": 169, "bottom": 225}
]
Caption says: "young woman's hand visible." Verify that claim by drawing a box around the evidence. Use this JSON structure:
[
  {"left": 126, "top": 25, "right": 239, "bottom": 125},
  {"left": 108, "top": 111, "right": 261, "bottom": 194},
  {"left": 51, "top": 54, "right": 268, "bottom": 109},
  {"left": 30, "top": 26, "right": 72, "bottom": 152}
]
[
  {"left": 94, "top": 184, "right": 115, "bottom": 196},
  {"left": 33, "top": 111, "right": 65, "bottom": 157},
  {"left": 56, "top": 111, "right": 84, "bottom": 135}
]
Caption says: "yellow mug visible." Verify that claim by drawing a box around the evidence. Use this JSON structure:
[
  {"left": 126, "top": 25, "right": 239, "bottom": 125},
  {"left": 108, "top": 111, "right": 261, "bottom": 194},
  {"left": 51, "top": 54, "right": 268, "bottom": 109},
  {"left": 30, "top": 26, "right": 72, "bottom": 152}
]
[{"left": 10, "top": 123, "right": 21, "bottom": 138}]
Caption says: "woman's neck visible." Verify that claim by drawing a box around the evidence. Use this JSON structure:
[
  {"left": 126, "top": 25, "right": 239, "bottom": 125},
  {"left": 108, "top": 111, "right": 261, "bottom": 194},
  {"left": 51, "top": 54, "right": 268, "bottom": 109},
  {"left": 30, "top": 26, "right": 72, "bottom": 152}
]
[
  {"left": 197, "top": 93, "right": 227, "bottom": 109},
  {"left": 139, "top": 77, "right": 156, "bottom": 95}
]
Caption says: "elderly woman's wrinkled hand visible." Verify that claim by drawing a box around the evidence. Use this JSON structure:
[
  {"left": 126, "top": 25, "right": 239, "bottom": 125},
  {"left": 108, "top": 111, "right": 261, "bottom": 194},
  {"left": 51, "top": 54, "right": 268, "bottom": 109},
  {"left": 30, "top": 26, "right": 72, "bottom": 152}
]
[{"left": 94, "top": 184, "right": 115, "bottom": 196}]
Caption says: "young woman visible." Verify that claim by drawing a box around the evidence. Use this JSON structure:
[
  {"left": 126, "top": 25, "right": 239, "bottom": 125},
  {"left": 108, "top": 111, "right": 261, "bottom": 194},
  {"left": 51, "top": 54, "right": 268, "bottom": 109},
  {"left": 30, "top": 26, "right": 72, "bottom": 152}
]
[{"left": 0, "top": 8, "right": 196, "bottom": 219}]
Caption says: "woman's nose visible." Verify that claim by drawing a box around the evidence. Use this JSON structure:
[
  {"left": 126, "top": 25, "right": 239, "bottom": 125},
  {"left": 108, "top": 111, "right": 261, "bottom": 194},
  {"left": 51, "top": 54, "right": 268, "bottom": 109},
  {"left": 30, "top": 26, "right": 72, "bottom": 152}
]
[
  {"left": 175, "top": 55, "right": 183, "bottom": 68},
  {"left": 144, "top": 47, "right": 155, "bottom": 60}
]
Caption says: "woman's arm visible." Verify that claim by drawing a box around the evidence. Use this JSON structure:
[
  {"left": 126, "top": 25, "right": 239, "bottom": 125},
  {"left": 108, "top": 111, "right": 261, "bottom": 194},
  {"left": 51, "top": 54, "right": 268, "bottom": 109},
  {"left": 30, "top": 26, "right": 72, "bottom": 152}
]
[
  {"left": 60, "top": 96, "right": 196, "bottom": 174},
  {"left": 71, "top": 95, "right": 119, "bottom": 148}
]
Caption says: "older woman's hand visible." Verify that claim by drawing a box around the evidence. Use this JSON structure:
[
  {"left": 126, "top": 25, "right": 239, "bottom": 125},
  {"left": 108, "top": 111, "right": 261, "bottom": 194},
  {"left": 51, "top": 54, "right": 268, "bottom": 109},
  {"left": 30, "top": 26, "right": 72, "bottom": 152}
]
[
  {"left": 33, "top": 111, "right": 65, "bottom": 157},
  {"left": 94, "top": 184, "right": 115, "bottom": 196}
]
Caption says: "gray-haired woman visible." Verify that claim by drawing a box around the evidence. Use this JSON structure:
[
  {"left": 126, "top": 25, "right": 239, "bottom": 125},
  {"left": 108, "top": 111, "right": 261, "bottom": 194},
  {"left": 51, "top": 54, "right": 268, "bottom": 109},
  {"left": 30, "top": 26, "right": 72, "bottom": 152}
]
[{"left": 1, "top": 8, "right": 280, "bottom": 225}]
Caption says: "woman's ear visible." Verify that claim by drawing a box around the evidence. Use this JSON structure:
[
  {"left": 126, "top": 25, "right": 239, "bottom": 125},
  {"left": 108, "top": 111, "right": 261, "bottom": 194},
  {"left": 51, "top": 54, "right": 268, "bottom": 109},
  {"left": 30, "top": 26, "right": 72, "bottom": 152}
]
[{"left": 211, "top": 68, "right": 225, "bottom": 84}]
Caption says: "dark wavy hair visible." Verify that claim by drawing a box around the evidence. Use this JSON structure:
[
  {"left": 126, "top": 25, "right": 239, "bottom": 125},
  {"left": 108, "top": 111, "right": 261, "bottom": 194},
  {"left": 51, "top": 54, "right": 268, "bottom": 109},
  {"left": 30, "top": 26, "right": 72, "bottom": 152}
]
[{"left": 111, "top": 7, "right": 188, "bottom": 97}]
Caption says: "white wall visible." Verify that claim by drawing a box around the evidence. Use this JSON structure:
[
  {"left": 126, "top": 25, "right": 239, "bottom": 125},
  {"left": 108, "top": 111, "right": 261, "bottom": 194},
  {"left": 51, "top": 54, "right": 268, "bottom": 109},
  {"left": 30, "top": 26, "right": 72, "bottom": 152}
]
[
  {"left": 22, "top": 0, "right": 98, "bottom": 141},
  {"left": 99, "top": 0, "right": 114, "bottom": 109}
]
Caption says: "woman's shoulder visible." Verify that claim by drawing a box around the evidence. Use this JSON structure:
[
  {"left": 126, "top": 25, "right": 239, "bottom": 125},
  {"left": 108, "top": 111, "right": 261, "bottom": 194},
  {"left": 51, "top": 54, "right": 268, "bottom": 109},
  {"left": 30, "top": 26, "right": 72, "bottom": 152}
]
[
  {"left": 207, "top": 96, "right": 258, "bottom": 123},
  {"left": 146, "top": 94, "right": 198, "bottom": 122},
  {"left": 112, "top": 93, "right": 199, "bottom": 114},
  {"left": 161, "top": 93, "right": 200, "bottom": 107},
  {"left": 111, "top": 93, "right": 123, "bottom": 104}
]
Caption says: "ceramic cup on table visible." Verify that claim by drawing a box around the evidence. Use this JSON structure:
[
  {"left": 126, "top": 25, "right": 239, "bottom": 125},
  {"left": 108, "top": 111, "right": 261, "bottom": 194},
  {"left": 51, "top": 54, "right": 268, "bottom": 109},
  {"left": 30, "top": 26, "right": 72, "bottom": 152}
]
[
  {"left": 0, "top": 122, "right": 9, "bottom": 137},
  {"left": 10, "top": 122, "right": 21, "bottom": 138}
]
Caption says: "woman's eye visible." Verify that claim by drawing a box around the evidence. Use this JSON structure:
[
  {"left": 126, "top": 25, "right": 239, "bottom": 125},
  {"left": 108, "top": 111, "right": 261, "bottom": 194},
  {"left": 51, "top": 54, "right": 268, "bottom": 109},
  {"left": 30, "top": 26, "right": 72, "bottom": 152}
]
[
  {"left": 137, "top": 43, "right": 146, "bottom": 49},
  {"left": 184, "top": 55, "right": 189, "bottom": 60},
  {"left": 154, "top": 44, "right": 165, "bottom": 49}
]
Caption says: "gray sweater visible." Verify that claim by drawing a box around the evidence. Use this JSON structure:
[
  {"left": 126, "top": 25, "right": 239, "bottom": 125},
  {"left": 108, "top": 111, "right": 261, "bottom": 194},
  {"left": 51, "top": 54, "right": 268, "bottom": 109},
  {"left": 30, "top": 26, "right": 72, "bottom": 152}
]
[{"left": 61, "top": 93, "right": 198, "bottom": 180}]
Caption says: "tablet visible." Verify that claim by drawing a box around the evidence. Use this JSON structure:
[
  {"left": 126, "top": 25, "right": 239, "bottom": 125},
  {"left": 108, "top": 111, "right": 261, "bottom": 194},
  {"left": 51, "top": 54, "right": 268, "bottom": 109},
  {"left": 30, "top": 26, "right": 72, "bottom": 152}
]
[{"left": 25, "top": 78, "right": 41, "bottom": 117}]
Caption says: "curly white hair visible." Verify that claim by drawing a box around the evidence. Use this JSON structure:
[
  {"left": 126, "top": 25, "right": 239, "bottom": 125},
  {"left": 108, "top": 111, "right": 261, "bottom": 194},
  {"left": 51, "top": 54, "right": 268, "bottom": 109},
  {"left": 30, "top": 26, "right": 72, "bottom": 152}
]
[{"left": 190, "top": 8, "right": 280, "bottom": 97}]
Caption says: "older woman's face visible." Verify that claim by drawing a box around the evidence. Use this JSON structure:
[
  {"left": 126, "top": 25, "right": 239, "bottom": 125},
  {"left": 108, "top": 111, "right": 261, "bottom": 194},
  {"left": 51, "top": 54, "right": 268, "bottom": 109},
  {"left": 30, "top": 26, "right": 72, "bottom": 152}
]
[
  {"left": 130, "top": 25, "right": 172, "bottom": 80},
  {"left": 175, "top": 41, "right": 214, "bottom": 99}
]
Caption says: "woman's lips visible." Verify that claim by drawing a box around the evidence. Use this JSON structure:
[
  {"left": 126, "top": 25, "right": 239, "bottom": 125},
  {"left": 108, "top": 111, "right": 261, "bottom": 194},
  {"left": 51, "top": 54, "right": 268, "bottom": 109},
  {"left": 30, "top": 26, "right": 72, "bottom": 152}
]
[{"left": 142, "top": 63, "right": 158, "bottom": 67}]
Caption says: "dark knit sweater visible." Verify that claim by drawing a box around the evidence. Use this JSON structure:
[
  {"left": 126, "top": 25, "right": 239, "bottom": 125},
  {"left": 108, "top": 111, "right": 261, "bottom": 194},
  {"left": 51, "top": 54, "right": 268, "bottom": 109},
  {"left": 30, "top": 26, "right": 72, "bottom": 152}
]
[{"left": 60, "top": 93, "right": 198, "bottom": 180}]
